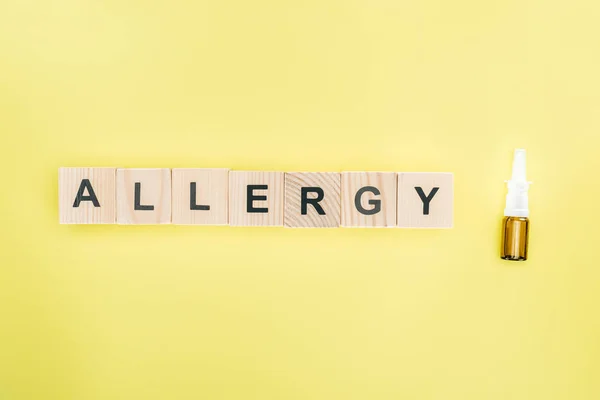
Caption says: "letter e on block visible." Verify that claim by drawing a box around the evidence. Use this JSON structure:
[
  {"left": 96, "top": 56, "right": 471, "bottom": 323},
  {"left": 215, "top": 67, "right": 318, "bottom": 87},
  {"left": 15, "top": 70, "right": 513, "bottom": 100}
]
[
  {"left": 229, "top": 171, "right": 283, "bottom": 226},
  {"left": 397, "top": 172, "right": 453, "bottom": 228},
  {"left": 59, "top": 167, "right": 116, "bottom": 224}
]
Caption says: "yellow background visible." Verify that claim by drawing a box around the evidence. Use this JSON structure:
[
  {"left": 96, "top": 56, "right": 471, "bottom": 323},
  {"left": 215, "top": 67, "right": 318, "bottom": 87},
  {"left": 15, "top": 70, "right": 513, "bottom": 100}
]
[{"left": 1, "top": 0, "right": 599, "bottom": 399}]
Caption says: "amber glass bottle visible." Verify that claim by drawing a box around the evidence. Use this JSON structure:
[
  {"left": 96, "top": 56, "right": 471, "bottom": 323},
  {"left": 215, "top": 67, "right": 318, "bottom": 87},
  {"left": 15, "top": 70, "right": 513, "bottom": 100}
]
[{"left": 501, "top": 216, "right": 529, "bottom": 261}]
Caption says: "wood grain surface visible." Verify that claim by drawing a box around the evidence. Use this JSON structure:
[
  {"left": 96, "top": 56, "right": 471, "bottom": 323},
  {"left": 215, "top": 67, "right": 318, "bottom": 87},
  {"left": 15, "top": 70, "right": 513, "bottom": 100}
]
[
  {"left": 229, "top": 171, "right": 283, "bottom": 226},
  {"left": 116, "top": 168, "right": 171, "bottom": 224},
  {"left": 59, "top": 167, "right": 116, "bottom": 224},
  {"left": 284, "top": 172, "right": 340, "bottom": 228},
  {"left": 397, "top": 172, "right": 453, "bottom": 228},
  {"left": 341, "top": 172, "right": 397, "bottom": 227},
  {"left": 172, "top": 168, "right": 229, "bottom": 225}
]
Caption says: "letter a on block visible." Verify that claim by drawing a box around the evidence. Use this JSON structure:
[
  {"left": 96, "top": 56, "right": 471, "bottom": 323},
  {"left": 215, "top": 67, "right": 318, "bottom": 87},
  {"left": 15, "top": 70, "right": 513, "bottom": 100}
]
[
  {"left": 229, "top": 171, "right": 283, "bottom": 226},
  {"left": 59, "top": 167, "right": 116, "bottom": 224},
  {"left": 284, "top": 172, "right": 341, "bottom": 228},
  {"left": 397, "top": 172, "right": 453, "bottom": 228},
  {"left": 116, "top": 168, "right": 171, "bottom": 224}
]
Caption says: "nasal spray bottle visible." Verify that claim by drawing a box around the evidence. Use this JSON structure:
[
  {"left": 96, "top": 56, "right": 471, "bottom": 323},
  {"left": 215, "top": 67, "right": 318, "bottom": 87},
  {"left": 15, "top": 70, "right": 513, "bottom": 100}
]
[{"left": 501, "top": 149, "right": 531, "bottom": 261}]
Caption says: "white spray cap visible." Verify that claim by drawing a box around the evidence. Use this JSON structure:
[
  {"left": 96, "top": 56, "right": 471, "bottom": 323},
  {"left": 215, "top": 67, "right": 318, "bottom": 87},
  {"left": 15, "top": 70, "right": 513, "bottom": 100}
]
[{"left": 504, "top": 149, "right": 531, "bottom": 217}]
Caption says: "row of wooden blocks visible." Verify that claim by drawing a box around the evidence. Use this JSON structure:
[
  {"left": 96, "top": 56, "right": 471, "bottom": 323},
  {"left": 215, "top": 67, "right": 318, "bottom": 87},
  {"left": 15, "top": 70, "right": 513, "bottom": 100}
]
[{"left": 59, "top": 168, "right": 453, "bottom": 228}]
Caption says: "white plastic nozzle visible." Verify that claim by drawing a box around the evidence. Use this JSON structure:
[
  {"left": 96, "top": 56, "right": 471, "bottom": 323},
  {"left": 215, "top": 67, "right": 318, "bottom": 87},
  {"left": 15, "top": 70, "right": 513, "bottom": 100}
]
[
  {"left": 511, "top": 149, "right": 527, "bottom": 181},
  {"left": 504, "top": 149, "right": 531, "bottom": 217}
]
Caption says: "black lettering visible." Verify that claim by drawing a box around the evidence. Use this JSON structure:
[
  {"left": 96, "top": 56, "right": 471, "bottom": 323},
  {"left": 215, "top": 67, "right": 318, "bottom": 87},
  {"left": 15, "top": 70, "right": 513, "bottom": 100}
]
[
  {"left": 415, "top": 186, "right": 439, "bottom": 215},
  {"left": 301, "top": 187, "right": 325, "bottom": 215},
  {"left": 134, "top": 182, "right": 154, "bottom": 211},
  {"left": 355, "top": 186, "right": 381, "bottom": 215},
  {"left": 72, "top": 179, "right": 100, "bottom": 207},
  {"left": 190, "top": 182, "right": 210, "bottom": 211},
  {"left": 247, "top": 185, "right": 268, "bottom": 213}
]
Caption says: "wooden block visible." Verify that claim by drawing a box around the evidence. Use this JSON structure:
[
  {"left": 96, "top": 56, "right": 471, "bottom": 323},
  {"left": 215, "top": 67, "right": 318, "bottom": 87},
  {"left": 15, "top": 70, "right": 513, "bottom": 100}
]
[
  {"left": 171, "top": 168, "right": 229, "bottom": 225},
  {"left": 397, "top": 172, "right": 453, "bottom": 228},
  {"left": 116, "top": 168, "right": 171, "bottom": 224},
  {"left": 229, "top": 171, "right": 283, "bottom": 226},
  {"left": 341, "top": 172, "right": 397, "bottom": 227},
  {"left": 284, "top": 172, "right": 340, "bottom": 228},
  {"left": 59, "top": 167, "right": 116, "bottom": 224}
]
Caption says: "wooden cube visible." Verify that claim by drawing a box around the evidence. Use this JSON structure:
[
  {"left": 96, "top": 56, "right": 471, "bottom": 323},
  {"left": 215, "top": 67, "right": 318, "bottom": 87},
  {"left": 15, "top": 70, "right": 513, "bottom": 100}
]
[
  {"left": 59, "top": 167, "right": 116, "bottom": 224},
  {"left": 171, "top": 168, "right": 229, "bottom": 225},
  {"left": 229, "top": 171, "right": 283, "bottom": 226},
  {"left": 116, "top": 168, "right": 171, "bottom": 224},
  {"left": 341, "top": 172, "right": 397, "bottom": 227},
  {"left": 284, "top": 172, "right": 340, "bottom": 228},
  {"left": 397, "top": 172, "right": 453, "bottom": 228}
]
